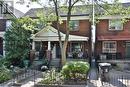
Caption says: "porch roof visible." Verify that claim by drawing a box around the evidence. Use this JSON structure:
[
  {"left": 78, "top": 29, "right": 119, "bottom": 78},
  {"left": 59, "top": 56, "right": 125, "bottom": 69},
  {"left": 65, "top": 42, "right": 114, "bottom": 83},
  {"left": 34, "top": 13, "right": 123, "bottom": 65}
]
[
  {"left": 31, "top": 26, "right": 89, "bottom": 41},
  {"left": 98, "top": 35, "right": 130, "bottom": 41}
]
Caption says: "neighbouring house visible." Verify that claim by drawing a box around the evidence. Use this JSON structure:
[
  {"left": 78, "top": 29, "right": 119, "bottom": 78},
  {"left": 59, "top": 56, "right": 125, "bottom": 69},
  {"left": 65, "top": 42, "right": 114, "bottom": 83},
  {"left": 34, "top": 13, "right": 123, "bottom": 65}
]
[
  {"left": 0, "top": 1, "right": 24, "bottom": 56},
  {"left": 96, "top": 17, "right": 130, "bottom": 60},
  {"left": 95, "top": 3, "right": 130, "bottom": 62},
  {"left": 24, "top": 8, "right": 91, "bottom": 62}
]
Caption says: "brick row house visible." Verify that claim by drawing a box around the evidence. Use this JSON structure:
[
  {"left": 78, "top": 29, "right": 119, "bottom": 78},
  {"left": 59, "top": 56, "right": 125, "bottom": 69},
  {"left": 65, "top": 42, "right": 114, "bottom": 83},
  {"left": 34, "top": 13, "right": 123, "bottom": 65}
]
[
  {"left": 24, "top": 9, "right": 91, "bottom": 61},
  {"left": 1, "top": 2, "right": 130, "bottom": 64},
  {"left": 23, "top": 3, "right": 130, "bottom": 63}
]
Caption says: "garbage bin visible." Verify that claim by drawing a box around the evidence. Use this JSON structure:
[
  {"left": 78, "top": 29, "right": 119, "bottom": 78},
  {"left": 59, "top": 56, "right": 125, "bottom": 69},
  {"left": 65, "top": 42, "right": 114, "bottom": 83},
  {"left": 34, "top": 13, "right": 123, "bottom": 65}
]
[{"left": 99, "top": 63, "right": 111, "bottom": 82}]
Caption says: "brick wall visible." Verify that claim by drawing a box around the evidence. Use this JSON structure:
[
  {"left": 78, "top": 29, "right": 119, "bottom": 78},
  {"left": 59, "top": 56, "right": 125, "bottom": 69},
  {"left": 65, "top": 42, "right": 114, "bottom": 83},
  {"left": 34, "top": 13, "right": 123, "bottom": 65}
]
[{"left": 0, "top": 19, "right": 6, "bottom": 31}]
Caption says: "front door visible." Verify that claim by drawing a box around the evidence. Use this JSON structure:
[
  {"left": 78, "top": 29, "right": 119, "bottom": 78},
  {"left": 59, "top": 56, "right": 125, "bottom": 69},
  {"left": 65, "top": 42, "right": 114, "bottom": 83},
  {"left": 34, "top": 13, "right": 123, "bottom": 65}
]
[{"left": 126, "top": 42, "right": 130, "bottom": 58}]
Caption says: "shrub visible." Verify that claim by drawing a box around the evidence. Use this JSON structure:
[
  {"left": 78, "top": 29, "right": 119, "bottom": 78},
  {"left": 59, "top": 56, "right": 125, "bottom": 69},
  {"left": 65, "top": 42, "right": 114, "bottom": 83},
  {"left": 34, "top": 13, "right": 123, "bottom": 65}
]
[
  {"left": 0, "top": 58, "right": 11, "bottom": 69},
  {"left": 61, "top": 61, "right": 90, "bottom": 80},
  {"left": 0, "top": 66, "right": 12, "bottom": 83}
]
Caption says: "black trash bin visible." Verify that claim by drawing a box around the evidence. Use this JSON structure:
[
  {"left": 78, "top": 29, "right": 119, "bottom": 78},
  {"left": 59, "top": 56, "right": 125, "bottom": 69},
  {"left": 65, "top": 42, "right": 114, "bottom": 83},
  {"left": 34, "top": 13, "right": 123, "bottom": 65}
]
[{"left": 99, "top": 63, "right": 111, "bottom": 82}]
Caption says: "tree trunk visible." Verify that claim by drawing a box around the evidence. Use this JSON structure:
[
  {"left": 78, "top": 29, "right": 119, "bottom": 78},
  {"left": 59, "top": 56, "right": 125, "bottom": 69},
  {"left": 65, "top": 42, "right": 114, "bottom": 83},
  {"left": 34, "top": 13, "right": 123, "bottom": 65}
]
[
  {"left": 52, "top": 0, "right": 78, "bottom": 67},
  {"left": 61, "top": 40, "right": 68, "bottom": 66}
]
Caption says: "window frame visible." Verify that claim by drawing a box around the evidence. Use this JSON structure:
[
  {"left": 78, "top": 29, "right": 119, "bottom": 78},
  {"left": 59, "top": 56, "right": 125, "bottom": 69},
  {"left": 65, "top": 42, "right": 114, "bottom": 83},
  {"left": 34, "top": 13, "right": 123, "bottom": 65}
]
[
  {"left": 6, "top": 20, "right": 12, "bottom": 30},
  {"left": 109, "top": 19, "right": 123, "bottom": 31},
  {"left": 68, "top": 20, "right": 79, "bottom": 31},
  {"left": 102, "top": 41, "right": 117, "bottom": 53}
]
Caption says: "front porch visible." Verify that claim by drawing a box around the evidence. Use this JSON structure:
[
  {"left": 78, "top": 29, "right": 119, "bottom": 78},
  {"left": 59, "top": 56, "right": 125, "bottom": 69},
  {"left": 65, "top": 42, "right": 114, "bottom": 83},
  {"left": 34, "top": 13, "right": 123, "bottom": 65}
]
[
  {"left": 30, "top": 26, "right": 89, "bottom": 67},
  {"left": 97, "top": 59, "right": 130, "bottom": 63},
  {"left": 96, "top": 40, "right": 130, "bottom": 61}
]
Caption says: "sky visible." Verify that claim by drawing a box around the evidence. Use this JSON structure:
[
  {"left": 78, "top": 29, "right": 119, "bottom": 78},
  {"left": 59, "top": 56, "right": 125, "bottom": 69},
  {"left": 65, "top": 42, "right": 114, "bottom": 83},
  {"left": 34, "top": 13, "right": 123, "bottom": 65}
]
[{"left": 5, "top": 0, "right": 130, "bottom": 13}]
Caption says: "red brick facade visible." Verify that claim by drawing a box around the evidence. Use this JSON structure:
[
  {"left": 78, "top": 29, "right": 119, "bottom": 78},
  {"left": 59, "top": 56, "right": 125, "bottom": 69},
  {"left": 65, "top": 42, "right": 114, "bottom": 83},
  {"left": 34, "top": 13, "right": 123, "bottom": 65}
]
[{"left": 96, "top": 19, "right": 130, "bottom": 59}]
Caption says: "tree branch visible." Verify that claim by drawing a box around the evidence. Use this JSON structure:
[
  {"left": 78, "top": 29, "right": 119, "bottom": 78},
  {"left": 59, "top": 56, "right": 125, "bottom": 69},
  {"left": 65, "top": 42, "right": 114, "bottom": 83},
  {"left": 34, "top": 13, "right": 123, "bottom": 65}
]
[
  {"left": 95, "top": 1, "right": 112, "bottom": 15},
  {"left": 71, "top": 0, "right": 79, "bottom": 8}
]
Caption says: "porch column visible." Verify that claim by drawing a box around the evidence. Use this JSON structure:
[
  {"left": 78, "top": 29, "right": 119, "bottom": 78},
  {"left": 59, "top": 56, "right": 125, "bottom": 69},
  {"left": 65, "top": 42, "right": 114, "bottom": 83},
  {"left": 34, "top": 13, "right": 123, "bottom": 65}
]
[
  {"left": 32, "top": 41, "right": 35, "bottom": 50},
  {"left": 46, "top": 41, "right": 51, "bottom": 61},
  {"left": 30, "top": 41, "right": 35, "bottom": 64},
  {"left": 48, "top": 41, "right": 51, "bottom": 50},
  {"left": 52, "top": 44, "right": 56, "bottom": 58}
]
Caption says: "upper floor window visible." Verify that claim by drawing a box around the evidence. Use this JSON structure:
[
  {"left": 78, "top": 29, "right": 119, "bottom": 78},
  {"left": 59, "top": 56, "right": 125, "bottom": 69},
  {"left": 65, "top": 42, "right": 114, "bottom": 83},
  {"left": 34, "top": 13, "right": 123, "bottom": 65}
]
[
  {"left": 103, "top": 41, "right": 116, "bottom": 53},
  {"left": 6, "top": 20, "right": 12, "bottom": 30},
  {"left": 109, "top": 19, "right": 123, "bottom": 30},
  {"left": 69, "top": 20, "right": 79, "bottom": 31}
]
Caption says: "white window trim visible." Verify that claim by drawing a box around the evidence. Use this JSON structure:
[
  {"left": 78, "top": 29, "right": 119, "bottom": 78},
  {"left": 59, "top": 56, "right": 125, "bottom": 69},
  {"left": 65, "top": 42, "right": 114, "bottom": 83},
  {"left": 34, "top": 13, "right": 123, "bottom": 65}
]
[
  {"left": 6, "top": 20, "right": 12, "bottom": 30},
  {"left": 102, "top": 41, "right": 117, "bottom": 53},
  {"left": 109, "top": 19, "right": 123, "bottom": 31}
]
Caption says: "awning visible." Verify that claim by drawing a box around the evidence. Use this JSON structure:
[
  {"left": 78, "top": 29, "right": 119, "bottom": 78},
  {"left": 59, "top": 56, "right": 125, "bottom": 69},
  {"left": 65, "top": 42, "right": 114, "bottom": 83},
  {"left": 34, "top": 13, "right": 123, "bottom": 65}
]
[
  {"left": 98, "top": 36, "right": 130, "bottom": 41},
  {"left": 31, "top": 26, "right": 89, "bottom": 41}
]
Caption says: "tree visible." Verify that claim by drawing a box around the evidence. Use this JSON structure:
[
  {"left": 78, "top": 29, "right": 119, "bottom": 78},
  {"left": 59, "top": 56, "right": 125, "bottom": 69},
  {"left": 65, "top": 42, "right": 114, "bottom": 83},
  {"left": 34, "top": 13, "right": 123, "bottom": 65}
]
[{"left": 4, "top": 17, "right": 37, "bottom": 67}]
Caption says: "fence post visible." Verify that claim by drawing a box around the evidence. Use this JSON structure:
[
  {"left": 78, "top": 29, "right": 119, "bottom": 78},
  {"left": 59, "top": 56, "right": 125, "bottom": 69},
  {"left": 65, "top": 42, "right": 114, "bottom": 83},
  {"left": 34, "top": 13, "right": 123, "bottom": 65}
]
[{"left": 33, "top": 67, "right": 36, "bottom": 86}]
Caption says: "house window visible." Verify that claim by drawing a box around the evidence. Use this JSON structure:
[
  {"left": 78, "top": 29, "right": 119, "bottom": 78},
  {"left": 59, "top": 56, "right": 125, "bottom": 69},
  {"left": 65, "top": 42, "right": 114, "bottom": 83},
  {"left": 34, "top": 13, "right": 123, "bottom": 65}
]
[
  {"left": 109, "top": 19, "right": 123, "bottom": 30},
  {"left": 69, "top": 20, "right": 79, "bottom": 31},
  {"left": 71, "top": 43, "right": 81, "bottom": 52},
  {"left": 103, "top": 41, "right": 116, "bottom": 53},
  {"left": 6, "top": 20, "right": 12, "bottom": 30}
]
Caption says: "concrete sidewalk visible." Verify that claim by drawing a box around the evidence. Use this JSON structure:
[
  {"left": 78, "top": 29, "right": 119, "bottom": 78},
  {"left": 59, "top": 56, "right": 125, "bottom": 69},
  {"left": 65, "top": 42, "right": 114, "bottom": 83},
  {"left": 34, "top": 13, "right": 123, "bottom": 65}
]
[{"left": 88, "top": 68, "right": 98, "bottom": 80}]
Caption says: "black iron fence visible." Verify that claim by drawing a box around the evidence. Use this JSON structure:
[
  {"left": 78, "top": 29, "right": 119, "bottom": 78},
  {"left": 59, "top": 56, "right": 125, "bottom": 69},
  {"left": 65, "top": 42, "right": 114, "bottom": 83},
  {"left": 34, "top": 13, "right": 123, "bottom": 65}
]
[
  {"left": 0, "top": 67, "right": 130, "bottom": 87},
  {"left": 88, "top": 72, "right": 130, "bottom": 87},
  {"left": 0, "top": 66, "right": 42, "bottom": 87}
]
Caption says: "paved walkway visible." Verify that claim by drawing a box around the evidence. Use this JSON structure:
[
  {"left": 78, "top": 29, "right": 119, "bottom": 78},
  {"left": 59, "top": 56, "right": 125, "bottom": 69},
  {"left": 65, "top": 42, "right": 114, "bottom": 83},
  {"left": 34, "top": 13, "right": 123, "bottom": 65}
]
[{"left": 88, "top": 68, "right": 98, "bottom": 80}]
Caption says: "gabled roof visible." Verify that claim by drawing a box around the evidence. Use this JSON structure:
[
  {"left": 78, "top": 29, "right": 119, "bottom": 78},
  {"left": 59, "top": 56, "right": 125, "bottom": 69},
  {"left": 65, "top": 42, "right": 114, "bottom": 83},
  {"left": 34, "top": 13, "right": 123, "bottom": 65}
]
[
  {"left": 0, "top": 1, "right": 24, "bottom": 19},
  {"left": 8, "top": 6, "right": 24, "bottom": 18},
  {"left": 31, "top": 26, "right": 89, "bottom": 41},
  {"left": 24, "top": 5, "right": 90, "bottom": 17},
  {"left": 24, "top": 3, "right": 130, "bottom": 18}
]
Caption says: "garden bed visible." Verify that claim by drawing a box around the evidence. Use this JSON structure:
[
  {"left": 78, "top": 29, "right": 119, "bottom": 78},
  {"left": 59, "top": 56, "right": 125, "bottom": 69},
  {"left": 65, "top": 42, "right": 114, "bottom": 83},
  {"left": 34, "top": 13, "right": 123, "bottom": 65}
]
[{"left": 36, "top": 61, "right": 89, "bottom": 87}]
